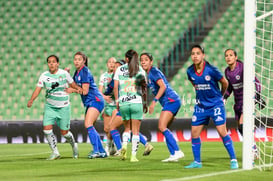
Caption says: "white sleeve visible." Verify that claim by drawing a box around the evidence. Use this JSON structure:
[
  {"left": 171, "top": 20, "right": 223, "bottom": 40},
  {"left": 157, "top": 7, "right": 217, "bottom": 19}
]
[
  {"left": 99, "top": 73, "right": 105, "bottom": 86},
  {"left": 113, "top": 68, "right": 120, "bottom": 80},
  {"left": 64, "top": 71, "right": 74, "bottom": 84},
  {"left": 36, "top": 73, "right": 44, "bottom": 88}
]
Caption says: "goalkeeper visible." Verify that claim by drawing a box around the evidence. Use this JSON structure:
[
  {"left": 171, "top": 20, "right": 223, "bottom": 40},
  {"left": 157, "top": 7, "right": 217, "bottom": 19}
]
[{"left": 224, "top": 49, "right": 266, "bottom": 138}]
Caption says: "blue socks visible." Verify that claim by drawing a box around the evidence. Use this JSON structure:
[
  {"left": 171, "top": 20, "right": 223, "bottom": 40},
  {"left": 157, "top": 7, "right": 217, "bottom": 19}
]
[
  {"left": 192, "top": 137, "right": 201, "bottom": 163},
  {"left": 139, "top": 133, "right": 147, "bottom": 146},
  {"left": 163, "top": 129, "right": 179, "bottom": 155},
  {"left": 87, "top": 126, "right": 105, "bottom": 153},
  {"left": 110, "top": 129, "right": 122, "bottom": 150},
  {"left": 222, "top": 135, "right": 236, "bottom": 160}
]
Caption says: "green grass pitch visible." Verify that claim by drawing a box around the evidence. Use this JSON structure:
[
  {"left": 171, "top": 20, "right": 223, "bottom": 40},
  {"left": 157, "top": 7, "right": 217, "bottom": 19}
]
[{"left": 0, "top": 142, "right": 272, "bottom": 181}]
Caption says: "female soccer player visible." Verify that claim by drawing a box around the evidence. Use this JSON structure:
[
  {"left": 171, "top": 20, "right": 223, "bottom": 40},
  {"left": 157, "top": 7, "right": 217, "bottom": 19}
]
[
  {"left": 140, "top": 52, "right": 184, "bottom": 162},
  {"left": 65, "top": 51, "right": 107, "bottom": 159},
  {"left": 107, "top": 60, "right": 153, "bottom": 157},
  {"left": 98, "top": 57, "right": 117, "bottom": 156},
  {"left": 224, "top": 49, "right": 264, "bottom": 135},
  {"left": 27, "top": 55, "right": 80, "bottom": 160},
  {"left": 113, "top": 49, "right": 147, "bottom": 162},
  {"left": 224, "top": 49, "right": 265, "bottom": 159},
  {"left": 185, "top": 45, "right": 238, "bottom": 169}
]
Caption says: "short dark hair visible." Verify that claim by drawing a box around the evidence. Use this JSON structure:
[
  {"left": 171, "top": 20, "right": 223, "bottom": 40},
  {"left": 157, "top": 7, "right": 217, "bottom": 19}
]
[
  {"left": 47, "top": 55, "right": 59, "bottom": 63},
  {"left": 191, "top": 45, "right": 205, "bottom": 54},
  {"left": 140, "top": 52, "right": 153, "bottom": 61}
]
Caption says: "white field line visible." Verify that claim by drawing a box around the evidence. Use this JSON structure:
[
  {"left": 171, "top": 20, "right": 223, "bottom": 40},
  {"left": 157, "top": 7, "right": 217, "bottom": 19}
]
[{"left": 161, "top": 169, "right": 244, "bottom": 181}]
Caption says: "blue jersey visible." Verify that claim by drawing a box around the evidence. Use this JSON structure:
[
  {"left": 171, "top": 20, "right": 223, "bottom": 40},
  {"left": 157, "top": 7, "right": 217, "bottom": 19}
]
[
  {"left": 147, "top": 66, "right": 180, "bottom": 106},
  {"left": 104, "top": 78, "right": 114, "bottom": 95},
  {"left": 187, "top": 61, "right": 224, "bottom": 109},
  {"left": 73, "top": 66, "right": 104, "bottom": 107}
]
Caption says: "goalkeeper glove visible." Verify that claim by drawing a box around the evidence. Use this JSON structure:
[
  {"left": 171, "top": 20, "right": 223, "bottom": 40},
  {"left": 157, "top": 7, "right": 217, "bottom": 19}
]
[{"left": 255, "top": 92, "right": 266, "bottom": 110}]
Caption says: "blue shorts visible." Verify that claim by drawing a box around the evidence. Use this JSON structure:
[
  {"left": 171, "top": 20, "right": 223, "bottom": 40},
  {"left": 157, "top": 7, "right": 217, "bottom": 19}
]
[
  {"left": 191, "top": 105, "right": 226, "bottom": 126},
  {"left": 162, "top": 99, "right": 181, "bottom": 116},
  {"left": 85, "top": 101, "right": 104, "bottom": 114}
]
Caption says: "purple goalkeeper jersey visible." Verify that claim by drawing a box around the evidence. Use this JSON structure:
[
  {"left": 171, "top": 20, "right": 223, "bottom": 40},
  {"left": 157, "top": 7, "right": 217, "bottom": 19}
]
[{"left": 224, "top": 60, "right": 261, "bottom": 105}]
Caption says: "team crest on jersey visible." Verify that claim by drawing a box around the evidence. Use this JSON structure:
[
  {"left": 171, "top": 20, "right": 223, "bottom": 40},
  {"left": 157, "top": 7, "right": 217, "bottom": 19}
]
[
  {"left": 192, "top": 115, "right": 197, "bottom": 122},
  {"left": 59, "top": 76, "right": 64, "bottom": 82},
  {"left": 236, "top": 75, "right": 240, "bottom": 80},
  {"left": 205, "top": 75, "right": 211, "bottom": 81}
]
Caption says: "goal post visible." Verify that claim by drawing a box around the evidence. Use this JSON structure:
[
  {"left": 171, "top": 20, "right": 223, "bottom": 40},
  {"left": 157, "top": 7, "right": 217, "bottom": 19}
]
[
  {"left": 243, "top": 0, "right": 256, "bottom": 170},
  {"left": 244, "top": 0, "right": 273, "bottom": 171}
]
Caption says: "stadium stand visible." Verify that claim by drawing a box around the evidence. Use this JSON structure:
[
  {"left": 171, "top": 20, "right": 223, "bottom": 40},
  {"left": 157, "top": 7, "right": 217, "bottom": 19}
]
[
  {"left": 146, "top": 0, "right": 244, "bottom": 118},
  {"left": 0, "top": 0, "right": 211, "bottom": 120}
]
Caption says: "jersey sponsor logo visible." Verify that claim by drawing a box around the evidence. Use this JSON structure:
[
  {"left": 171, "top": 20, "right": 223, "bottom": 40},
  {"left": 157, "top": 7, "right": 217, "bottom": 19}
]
[
  {"left": 235, "top": 75, "right": 240, "bottom": 80},
  {"left": 232, "top": 82, "right": 243, "bottom": 90},
  {"left": 195, "top": 84, "right": 211, "bottom": 90},
  {"left": 191, "top": 77, "right": 195, "bottom": 81},
  {"left": 205, "top": 75, "right": 211, "bottom": 81},
  {"left": 121, "top": 95, "right": 137, "bottom": 102}
]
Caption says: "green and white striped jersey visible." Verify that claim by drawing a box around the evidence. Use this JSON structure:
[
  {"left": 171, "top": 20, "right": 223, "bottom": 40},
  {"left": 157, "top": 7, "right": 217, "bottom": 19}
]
[
  {"left": 37, "top": 69, "right": 74, "bottom": 107},
  {"left": 113, "top": 64, "right": 146, "bottom": 106},
  {"left": 99, "top": 71, "right": 115, "bottom": 106}
]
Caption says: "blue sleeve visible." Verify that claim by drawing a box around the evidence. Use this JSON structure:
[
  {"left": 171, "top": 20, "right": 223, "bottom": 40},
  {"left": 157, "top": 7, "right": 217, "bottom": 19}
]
[
  {"left": 210, "top": 65, "right": 223, "bottom": 81},
  {"left": 152, "top": 68, "right": 164, "bottom": 82},
  {"left": 104, "top": 79, "right": 114, "bottom": 95},
  {"left": 81, "top": 68, "right": 91, "bottom": 84}
]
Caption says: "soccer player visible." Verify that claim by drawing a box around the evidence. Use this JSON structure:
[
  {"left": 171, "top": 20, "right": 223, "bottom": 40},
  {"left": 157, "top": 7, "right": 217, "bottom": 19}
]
[
  {"left": 65, "top": 51, "right": 107, "bottom": 159},
  {"left": 224, "top": 49, "right": 266, "bottom": 158},
  {"left": 114, "top": 49, "right": 148, "bottom": 162},
  {"left": 140, "top": 52, "right": 184, "bottom": 162},
  {"left": 27, "top": 55, "right": 80, "bottom": 160},
  {"left": 98, "top": 57, "right": 117, "bottom": 156},
  {"left": 107, "top": 60, "right": 153, "bottom": 156},
  {"left": 184, "top": 45, "right": 238, "bottom": 169},
  {"left": 224, "top": 48, "right": 265, "bottom": 135}
]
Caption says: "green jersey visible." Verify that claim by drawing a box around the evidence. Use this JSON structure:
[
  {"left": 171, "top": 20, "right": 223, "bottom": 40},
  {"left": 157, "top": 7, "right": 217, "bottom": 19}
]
[
  {"left": 99, "top": 71, "right": 115, "bottom": 106},
  {"left": 37, "top": 69, "right": 74, "bottom": 107},
  {"left": 113, "top": 64, "right": 146, "bottom": 106}
]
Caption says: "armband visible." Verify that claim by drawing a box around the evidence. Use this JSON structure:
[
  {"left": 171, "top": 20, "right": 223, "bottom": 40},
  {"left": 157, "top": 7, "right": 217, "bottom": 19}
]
[{"left": 153, "top": 98, "right": 158, "bottom": 102}]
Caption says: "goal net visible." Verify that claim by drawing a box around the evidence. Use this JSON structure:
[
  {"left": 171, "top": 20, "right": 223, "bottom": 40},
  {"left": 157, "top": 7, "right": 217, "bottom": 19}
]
[{"left": 254, "top": 0, "right": 273, "bottom": 171}]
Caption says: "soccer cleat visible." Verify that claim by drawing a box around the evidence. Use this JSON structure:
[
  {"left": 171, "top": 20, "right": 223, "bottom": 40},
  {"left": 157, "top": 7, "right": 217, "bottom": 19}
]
[
  {"left": 184, "top": 161, "right": 202, "bottom": 169},
  {"left": 161, "top": 150, "right": 184, "bottom": 162},
  {"left": 121, "top": 147, "right": 127, "bottom": 160},
  {"left": 46, "top": 152, "right": 61, "bottom": 160},
  {"left": 230, "top": 160, "right": 239, "bottom": 169},
  {"left": 113, "top": 149, "right": 121, "bottom": 156},
  {"left": 143, "top": 143, "right": 154, "bottom": 156},
  {"left": 88, "top": 151, "right": 101, "bottom": 159},
  {"left": 161, "top": 155, "right": 176, "bottom": 162},
  {"left": 72, "top": 143, "right": 79, "bottom": 159},
  {"left": 130, "top": 155, "right": 139, "bottom": 162},
  {"left": 109, "top": 142, "right": 117, "bottom": 156},
  {"left": 99, "top": 151, "right": 108, "bottom": 158}
]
